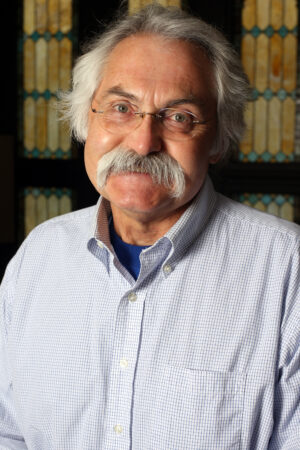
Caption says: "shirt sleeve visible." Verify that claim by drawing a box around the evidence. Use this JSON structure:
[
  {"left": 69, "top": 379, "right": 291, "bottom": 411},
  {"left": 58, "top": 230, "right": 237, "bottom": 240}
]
[
  {"left": 268, "top": 244, "right": 300, "bottom": 449},
  {"left": 0, "top": 253, "right": 28, "bottom": 449}
]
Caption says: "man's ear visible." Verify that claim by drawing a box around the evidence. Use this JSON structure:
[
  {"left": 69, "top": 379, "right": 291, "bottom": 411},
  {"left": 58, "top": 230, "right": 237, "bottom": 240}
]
[{"left": 208, "top": 153, "right": 221, "bottom": 165}]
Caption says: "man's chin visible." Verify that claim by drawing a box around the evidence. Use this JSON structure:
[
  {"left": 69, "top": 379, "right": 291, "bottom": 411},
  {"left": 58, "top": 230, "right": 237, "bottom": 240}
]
[
  {"left": 102, "top": 183, "right": 176, "bottom": 218},
  {"left": 105, "top": 193, "right": 173, "bottom": 214},
  {"left": 102, "top": 173, "right": 162, "bottom": 197}
]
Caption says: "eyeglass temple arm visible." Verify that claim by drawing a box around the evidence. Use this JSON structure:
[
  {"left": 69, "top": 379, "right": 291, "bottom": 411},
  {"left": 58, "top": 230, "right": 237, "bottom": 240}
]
[{"left": 91, "top": 106, "right": 104, "bottom": 114}]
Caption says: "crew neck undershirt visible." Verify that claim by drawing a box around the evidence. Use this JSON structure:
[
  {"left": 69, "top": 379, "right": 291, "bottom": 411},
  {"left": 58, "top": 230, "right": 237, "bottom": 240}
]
[{"left": 109, "top": 219, "right": 149, "bottom": 280}]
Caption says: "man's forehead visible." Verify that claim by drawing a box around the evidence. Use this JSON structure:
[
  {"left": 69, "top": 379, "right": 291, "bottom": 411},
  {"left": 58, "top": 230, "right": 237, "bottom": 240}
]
[
  {"left": 102, "top": 34, "right": 212, "bottom": 75},
  {"left": 95, "top": 34, "right": 216, "bottom": 104},
  {"left": 95, "top": 84, "right": 207, "bottom": 109}
]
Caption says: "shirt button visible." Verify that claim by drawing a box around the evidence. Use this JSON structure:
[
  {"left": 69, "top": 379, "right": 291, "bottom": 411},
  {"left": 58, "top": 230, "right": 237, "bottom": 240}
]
[
  {"left": 114, "top": 424, "right": 123, "bottom": 434},
  {"left": 97, "top": 241, "right": 104, "bottom": 248},
  {"left": 163, "top": 264, "right": 172, "bottom": 274},
  {"left": 128, "top": 292, "right": 137, "bottom": 302},
  {"left": 120, "top": 358, "right": 128, "bottom": 369}
]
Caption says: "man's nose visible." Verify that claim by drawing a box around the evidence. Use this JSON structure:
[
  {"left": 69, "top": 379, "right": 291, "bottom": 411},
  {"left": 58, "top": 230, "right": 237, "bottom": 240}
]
[{"left": 122, "top": 115, "right": 162, "bottom": 155}]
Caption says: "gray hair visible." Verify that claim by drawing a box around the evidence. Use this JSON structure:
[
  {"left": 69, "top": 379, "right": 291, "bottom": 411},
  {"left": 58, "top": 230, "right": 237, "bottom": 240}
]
[
  {"left": 60, "top": 3, "right": 250, "bottom": 158},
  {"left": 97, "top": 147, "right": 186, "bottom": 198}
]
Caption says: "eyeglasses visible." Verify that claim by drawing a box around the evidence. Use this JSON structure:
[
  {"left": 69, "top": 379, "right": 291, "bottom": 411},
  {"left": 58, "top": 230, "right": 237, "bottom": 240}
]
[{"left": 91, "top": 101, "right": 204, "bottom": 141}]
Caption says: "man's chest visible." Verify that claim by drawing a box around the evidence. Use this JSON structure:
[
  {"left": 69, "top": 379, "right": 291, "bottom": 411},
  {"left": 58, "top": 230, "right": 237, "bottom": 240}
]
[{"left": 9, "top": 253, "right": 283, "bottom": 449}]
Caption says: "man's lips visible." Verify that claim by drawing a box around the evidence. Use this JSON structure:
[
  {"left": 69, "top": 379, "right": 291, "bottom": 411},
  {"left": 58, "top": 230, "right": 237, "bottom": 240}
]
[
  {"left": 107, "top": 171, "right": 157, "bottom": 184},
  {"left": 108, "top": 170, "right": 154, "bottom": 179}
]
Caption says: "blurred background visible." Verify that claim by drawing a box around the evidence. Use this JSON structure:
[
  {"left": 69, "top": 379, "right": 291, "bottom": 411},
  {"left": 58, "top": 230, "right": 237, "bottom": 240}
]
[{"left": 1, "top": 0, "right": 300, "bottom": 279}]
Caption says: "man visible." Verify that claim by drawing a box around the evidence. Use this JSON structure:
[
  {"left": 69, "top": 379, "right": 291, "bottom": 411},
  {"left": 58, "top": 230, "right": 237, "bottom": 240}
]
[{"left": 0, "top": 4, "right": 299, "bottom": 449}]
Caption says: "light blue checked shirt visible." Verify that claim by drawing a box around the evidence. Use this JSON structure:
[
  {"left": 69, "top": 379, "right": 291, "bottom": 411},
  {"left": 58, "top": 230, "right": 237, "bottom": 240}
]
[{"left": 0, "top": 177, "right": 300, "bottom": 449}]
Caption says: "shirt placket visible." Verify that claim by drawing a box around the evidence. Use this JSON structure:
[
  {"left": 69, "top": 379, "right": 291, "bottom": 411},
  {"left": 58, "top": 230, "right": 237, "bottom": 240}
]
[{"left": 103, "top": 286, "right": 146, "bottom": 450}]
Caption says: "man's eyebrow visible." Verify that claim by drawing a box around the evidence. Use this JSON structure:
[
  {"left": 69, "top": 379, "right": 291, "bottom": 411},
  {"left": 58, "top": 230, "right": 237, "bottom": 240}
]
[
  {"left": 99, "top": 87, "right": 205, "bottom": 108},
  {"left": 166, "top": 97, "right": 205, "bottom": 109},
  {"left": 101, "top": 86, "right": 138, "bottom": 102}
]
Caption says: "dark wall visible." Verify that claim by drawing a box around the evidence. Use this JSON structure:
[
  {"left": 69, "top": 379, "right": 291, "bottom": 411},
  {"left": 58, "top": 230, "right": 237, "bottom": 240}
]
[
  {"left": 184, "top": 0, "right": 240, "bottom": 44},
  {"left": 0, "top": 0, "right": 19, "bottom": 278}
]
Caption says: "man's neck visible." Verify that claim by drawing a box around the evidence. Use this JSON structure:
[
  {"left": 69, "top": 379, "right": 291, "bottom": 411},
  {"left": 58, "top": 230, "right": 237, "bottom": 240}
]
[{"left": 109, "top": 203, "right": 190, "bottom": 246}]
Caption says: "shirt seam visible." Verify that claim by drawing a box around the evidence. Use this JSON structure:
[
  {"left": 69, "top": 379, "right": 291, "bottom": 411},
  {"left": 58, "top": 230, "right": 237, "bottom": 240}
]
[{"left": 215, "top": 198, "right": 300, "bottom": 243}]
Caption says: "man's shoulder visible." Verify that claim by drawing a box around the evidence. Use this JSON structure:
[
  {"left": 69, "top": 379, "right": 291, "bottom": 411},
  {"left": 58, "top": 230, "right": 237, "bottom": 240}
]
[
  {"left": 2, "top": 204, "right": 99, "bottom": 287},
  {"left": 36, "top": 203, "right": 97, "bottom": 226},
  {"left": 28, "top": 203, "right": 97, "bottom": 239},
  {"left": 12, "top": 204, "right": 98, "bottom": 264},
  {"left": 215, "top": 193, "right": 300, "bottom": 242}
]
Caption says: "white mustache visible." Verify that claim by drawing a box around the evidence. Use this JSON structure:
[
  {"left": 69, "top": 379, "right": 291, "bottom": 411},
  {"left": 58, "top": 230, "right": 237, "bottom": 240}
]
[{"left": 96, "top": 147, "right": 185, "bottom": 198}]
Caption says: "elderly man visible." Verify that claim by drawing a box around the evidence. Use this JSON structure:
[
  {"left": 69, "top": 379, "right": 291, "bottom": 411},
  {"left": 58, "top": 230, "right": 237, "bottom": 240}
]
[{"left": 1, "top": 4, "right": 299, "bottom": 449}]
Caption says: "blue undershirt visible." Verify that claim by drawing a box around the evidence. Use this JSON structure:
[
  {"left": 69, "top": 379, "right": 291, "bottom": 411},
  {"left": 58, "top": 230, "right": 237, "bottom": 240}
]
[{"left": 109, "top": 219, "right": 149, "bottom": 280}]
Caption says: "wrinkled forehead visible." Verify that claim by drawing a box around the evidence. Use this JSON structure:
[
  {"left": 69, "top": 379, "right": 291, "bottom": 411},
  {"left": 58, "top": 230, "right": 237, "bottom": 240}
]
[{"left": 96, "top": 34, "right": 217, "bottom": 104}]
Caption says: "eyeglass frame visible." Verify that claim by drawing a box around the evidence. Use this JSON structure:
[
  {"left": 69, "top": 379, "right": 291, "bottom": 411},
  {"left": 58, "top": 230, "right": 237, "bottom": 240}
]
[{"left": 90, "top": 102, "right": 203, "bottom": 139}]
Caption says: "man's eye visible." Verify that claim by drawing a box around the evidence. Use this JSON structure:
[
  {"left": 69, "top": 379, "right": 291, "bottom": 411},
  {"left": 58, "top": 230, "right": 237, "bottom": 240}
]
[
  {"left": 114, "top": 103, "right": 130, "bottom": 113},
  {"left": 173, "top": 112, "right": 188, "bottom": 123},
  {"left": 163, "top": 109, "right": 193, "bottom": 124}
]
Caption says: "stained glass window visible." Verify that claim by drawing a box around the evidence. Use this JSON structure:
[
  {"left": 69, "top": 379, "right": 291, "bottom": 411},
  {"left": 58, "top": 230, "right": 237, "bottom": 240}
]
[
  {"left": 22, "top": 0, "right": 73, "bottom": 159},
  {"left": 238, "top": 193, "right": 295, "bottom": 221},
  {"left": 19, "top": 0, "right": 299, "bottom": 235},
  {"left": 24, "top": 187, "right": 72, "bottom": 236},
  {"left": 128, "top": 0, "right": 181, "bottom": 15},
  {"left": 21, "top": 1, "right": 74, "bottom": 237},
  {"left": 240, "top": 0, "right": 298, "bottom": 162}
]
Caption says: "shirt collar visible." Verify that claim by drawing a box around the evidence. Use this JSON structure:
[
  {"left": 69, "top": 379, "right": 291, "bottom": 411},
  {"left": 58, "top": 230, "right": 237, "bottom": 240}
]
[
  {"left": 160, "top": 175, "right": 217, "bottom": 263},
  {"left": 91, "top": 196, "right": 112, "bottom": 248},
  {"left": 88, "top": 175, "right": 217, "bottom": 264}
]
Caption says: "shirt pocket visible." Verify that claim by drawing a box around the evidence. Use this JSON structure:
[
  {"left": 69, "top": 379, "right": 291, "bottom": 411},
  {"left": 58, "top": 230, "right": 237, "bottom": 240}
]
[{"left": 148, "top": 365, "right": 246, "bottom": 450}]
